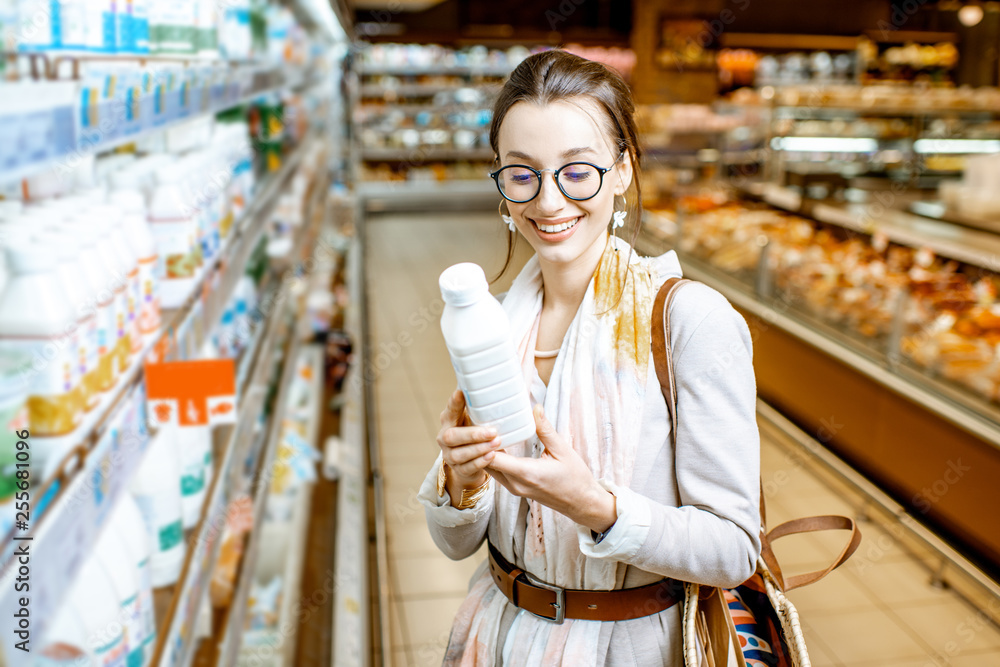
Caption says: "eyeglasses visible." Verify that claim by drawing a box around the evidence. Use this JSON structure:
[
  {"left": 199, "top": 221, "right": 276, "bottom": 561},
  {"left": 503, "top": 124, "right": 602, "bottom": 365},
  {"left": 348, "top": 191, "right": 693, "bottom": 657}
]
[{"left": 489, "top": 152, "right": 624, "bottom": 203}]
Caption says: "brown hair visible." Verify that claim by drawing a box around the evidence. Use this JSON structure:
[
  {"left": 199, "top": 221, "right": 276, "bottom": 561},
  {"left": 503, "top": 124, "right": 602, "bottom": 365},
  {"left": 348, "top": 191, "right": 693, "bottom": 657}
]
[{"left": 489, "top": 50, "right": 643, "bottom": 280}]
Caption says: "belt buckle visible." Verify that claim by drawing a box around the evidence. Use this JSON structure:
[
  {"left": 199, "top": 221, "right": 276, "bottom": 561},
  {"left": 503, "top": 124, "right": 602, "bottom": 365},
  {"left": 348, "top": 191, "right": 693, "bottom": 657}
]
[{"left": 522, "top": 570, "right": 565, "bottom": 624}]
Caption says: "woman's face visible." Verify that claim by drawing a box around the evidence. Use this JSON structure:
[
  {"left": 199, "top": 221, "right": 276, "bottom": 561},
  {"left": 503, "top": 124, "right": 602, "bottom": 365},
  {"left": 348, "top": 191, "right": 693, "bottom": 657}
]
[{"left": 496, "top": 99, "right": 632, "bottom": 269}]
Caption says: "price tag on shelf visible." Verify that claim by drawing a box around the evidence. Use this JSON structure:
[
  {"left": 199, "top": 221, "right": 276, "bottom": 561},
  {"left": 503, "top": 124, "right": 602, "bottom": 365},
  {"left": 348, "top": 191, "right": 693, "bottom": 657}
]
[{"left": 146, "top": 359, "right": 237, "bottom": 427}]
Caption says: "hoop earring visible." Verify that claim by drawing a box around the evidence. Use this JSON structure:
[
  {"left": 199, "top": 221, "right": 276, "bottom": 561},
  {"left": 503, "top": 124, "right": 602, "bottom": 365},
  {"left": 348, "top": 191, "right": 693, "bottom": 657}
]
[
  {"left": 612, "top": 194, "right": 627, "bottom": 230},
  {"left": 499, "top": 201, "right": 516, "bottom": 233}
]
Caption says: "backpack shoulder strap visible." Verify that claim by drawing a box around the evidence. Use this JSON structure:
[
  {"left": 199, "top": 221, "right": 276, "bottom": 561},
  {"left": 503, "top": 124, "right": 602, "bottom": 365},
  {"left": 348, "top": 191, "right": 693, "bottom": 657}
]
[{"left": 651, "top": 277, "right": 691, "bottom": 441}]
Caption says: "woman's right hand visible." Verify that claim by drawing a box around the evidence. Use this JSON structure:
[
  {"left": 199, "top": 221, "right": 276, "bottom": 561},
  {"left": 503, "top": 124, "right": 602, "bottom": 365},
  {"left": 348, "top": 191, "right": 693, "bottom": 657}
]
[{"left": 437, "top": 388, "right": 502, "bottom": 487}]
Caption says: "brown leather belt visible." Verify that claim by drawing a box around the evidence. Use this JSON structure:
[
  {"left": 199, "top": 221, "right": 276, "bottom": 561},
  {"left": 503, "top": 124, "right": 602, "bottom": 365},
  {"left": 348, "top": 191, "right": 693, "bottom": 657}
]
[{"left": 487, "top": 541, "right": 683, "bottom": 624}]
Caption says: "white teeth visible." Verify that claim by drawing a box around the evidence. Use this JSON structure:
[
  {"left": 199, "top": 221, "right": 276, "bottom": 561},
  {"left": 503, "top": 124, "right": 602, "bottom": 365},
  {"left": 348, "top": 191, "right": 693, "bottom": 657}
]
[{"left": 536, "top": 218, "right": 579, "bottom": 233}]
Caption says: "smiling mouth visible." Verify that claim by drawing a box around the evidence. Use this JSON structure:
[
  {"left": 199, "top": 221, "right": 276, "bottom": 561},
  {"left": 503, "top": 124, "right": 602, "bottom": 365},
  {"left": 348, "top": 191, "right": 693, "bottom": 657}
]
[{"left": 533, "top": 217, "right": 580, "bottom": 233}]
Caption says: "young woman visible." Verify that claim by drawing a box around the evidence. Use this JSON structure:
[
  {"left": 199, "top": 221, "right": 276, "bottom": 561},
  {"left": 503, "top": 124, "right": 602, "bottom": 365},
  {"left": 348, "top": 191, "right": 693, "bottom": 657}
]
[{"left": 417, "top": 50, "right": 761, "bottom": 666}]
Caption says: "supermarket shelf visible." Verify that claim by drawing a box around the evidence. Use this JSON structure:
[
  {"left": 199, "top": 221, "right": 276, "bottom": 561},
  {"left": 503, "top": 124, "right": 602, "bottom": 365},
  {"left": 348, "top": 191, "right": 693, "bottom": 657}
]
[
  {"left": 636, "top": 222, "right": 1000, "bottom": 450},
  {"left": 909, "top": 200, "right": 1000, "bottom": 235},
  {"left": 737, "top": 100, "right": 1000, "bottom": 117},
  {"left": 359, "top": 82, "right": 501, "bottom": 98},
  {"left": 740, "top": 181, "right": 1000, "bottom": 272},
  {"left": 358, "top": 179, "right": 498, "bottom": 212},
  {"left": 359, "top": 64, "right": 513, "bottom": 77},
  {"left": 215, "top": 335, "right": 303, "bottom": 667},
  {"left": 360, "top": 147, "right": 494, "bottom": 161},
  {"left": 158, "top": 156, "right": 326, "bottom": 667},
  {"left": 0, "top": 63, "right": 321, "bottom": 185},
  {"left": 213, "top": 193, "right": 326, "bottom": 667},
  {"left": 333, "top": 236, "right": 369, "bottom": 667},
  {"left": 0, "top": 138, "right": 309, "bottom": 663},
  {"left": 153, "top": 277, "right": 292, "bottom": 667}
]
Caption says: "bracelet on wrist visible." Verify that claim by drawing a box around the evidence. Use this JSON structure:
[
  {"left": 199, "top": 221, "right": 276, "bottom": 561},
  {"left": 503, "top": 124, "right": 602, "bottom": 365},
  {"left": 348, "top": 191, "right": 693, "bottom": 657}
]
[{"left": 437, "top": 460, "right": 490, "bottom": 509}]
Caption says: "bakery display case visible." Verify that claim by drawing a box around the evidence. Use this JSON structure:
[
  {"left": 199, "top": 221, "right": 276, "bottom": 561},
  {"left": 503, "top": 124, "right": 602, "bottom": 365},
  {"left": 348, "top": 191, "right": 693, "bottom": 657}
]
[
  {"left": 637, "top": 182, "right": 1000, "bottom": 575},
  {"left": 727, "top": 84, "right": 1000, "bottom": 189}
]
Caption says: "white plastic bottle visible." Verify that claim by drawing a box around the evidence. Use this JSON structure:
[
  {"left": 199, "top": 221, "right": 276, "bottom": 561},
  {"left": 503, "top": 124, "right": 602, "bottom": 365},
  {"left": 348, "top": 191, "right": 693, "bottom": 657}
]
[
  {"left": 148, "top": 160, "right": 201, "bottom": 308},
  {"left": 439, "top": 263, "right": 536, "bottom": 447},
  {"left": 84, "top": 0, "right": 115, "bottom": 53},
  {"left": 66, "top": 213, "right": 131, "bottom": 380},
  {"left": 93, "top": 204, "right": 142, "bottom": 357},
  {"left": 34, "top": 231, "right": 100, "bottom": 413},
  {"left": 68, "top": 553, "right": 129, "bottom": 666},
  {"left": 94, "top": 525, "right": 142, "bottom": 666},
  {"left": 0, "top": 241, "right": 83, "bottom": 437},
  {"left": 109, "top": 186, "right": 161, "bottom": 337},
  {"left": 48, "top": 222, "right": 117, "bottom": 395},
  {"left": 149, "top": 0, "right": 194, "bottom": 54},
  {"left": 131, "top": 0, "right": 147, "bottom": 52},
  {"left": 110, "top": 493, "right": 157, "bottom": 663},
  {"left": 130, "top": 427, "right": 185, "bottom": 587},
  {"left": 194, "top": 0, "right": 217, "bottom": 58},
  {"left": 175, "top": 421, "right": 210, "bottom": 529},
  {"left": 34, "top": 602, "right": 89, "bottom": 665},
  {"left": 16, "top": 0, "right": 57, "bottom": 52}
]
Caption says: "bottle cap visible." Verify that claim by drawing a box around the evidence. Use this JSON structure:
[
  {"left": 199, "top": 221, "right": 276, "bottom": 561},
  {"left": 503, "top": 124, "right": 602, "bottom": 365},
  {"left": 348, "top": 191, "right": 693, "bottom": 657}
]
[{"left": 439, "top": 262, "right": 489, "bottom": 307}]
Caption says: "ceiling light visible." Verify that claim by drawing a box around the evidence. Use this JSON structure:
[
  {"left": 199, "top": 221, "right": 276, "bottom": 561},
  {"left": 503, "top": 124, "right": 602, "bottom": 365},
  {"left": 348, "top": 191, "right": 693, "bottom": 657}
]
[{"left": 958, "top": 4, "right": 984, "bottom": 26}]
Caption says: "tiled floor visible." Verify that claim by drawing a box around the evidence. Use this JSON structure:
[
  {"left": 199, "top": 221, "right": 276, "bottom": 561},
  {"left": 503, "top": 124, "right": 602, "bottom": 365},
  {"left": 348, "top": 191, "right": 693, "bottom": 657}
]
[{"left": 366, "top": 211, "right": 1000, "bottom": 666}]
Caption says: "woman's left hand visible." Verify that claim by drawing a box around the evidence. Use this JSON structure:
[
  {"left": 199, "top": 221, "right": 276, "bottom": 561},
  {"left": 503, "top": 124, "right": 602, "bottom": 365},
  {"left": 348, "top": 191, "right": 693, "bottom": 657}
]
[{"left": 486, "top": 404, "right": 617, "bottom": 534}]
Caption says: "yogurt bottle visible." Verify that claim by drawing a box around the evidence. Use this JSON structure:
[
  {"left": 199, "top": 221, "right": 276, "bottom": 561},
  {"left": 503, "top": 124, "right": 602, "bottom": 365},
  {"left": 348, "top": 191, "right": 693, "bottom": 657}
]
[
  {"left": 94, "top": 523, "right": 143, "bottom": 667},
  {"left": 148, "top": 160, "right": 202, "bottom": 308},
  {"left": 110, "top": 493, "right": 157, "bottom": 664},
  {"left": 47, "top": 223, "right": 117, "bottom": 395},
  {"left": 0, "top": 241, "right": 83, "bottom": 437},
  {"left": 67, "top": 552, "right": 129, "bottom": 666},
  {"left": 33, "top": 231, "right": 100, "bottom": 413},
  {"left": 129, "top": 427, "right": 185, "bottom": 587},
  {"left": 109, "top": 187, "right": 161, "bottom": 336},
  {"left": 439, "top": 263, "right": 535, "bottom": 447},
  {"left": 34, "top": 602, "right": 89, "bottom": 665}
]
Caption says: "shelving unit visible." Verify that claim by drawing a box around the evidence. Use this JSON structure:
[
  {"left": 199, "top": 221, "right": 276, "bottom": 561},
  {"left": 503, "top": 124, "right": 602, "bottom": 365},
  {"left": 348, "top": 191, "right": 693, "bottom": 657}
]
[
  {"left": 353, "top": 54, "right": 516, "bottom": 206},
  {"left": 726, "top": 88, "right": 1000, "bottom": 187},
  {"left": 0, "top": 61, "right": 325, "bottom": 186},
  {"left": 0, "top": 136, "right": 315, "bottom": 658}
]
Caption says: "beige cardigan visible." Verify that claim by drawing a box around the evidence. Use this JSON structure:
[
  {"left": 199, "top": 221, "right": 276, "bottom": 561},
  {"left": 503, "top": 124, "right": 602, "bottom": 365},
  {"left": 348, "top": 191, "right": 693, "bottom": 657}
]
[{"left": 417, "top": 250, "right": 762, "bottom": 665}]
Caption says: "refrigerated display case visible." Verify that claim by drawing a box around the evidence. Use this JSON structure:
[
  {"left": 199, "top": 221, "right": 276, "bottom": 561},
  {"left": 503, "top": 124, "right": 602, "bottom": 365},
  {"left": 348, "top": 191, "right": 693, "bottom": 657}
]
[{"left": 636, "top": 183, "right": 1000, "bottom": 576}]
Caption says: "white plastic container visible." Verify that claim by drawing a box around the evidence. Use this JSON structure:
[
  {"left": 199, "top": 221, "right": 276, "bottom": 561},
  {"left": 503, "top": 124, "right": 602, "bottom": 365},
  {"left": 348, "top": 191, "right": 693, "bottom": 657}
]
[
  {"left": 109, "top": 188, "right": 161, "bottom": 336},
  {"left": 148, "top": 160, "right": 202, "bottom": 308},
  {"left": 96, "top": 203, "right": 142, "bottom": 356},
  {"left": 16, "top": 0, "right": 57, "bottom": 52},
  {"left": 194, "top": 0, "right": 217, "bottom": 57},
  {"left": 132, "top": 0, "right": 148, "bottom": 52},
  {"left": 219, "top": 0, "right": 251, "bottom": 60},
  {"left": 130, "top": 427, "right": 185, "bottom": 587},
  {"left": 68, "top": 553, "right": 129, "bottom": 665},
  {"left": 94, "top": 524, "right": 143, "bottom": 665},
  {"left": 439, "top": 263, "right": 536, "bottom": 447},
  {"left": 175, "top": 423, "right": 211, "bottom": 529},
  {"left": 34, "top": 231, "right": 100, "bottom": 412},
  {"left": 111, "top": 493, "right": 156, "bottom": 663},
  {"left": 48, "top": 222, "right": 118, "bottom": 395},
  {"left": 0, "top": 241, "right": 83, "bottom": 437},
  {"left": 149, "top": 0, "right": 194, "bottom": 54},
  {"left": 35, "top": 602, "right": 89, "bottom": 664},
  {"left": 65, "top": 213, "right": 131, "bottom": 380},
  {"left": 84, "top": 0, "right": 115, "bottom": 53}
]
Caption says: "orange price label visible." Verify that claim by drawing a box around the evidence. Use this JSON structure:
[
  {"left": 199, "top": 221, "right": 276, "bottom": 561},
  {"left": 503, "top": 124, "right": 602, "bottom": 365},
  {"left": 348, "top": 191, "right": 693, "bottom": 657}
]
[{"left": 145, "top": 358, "right": 237, "bottom": 427}]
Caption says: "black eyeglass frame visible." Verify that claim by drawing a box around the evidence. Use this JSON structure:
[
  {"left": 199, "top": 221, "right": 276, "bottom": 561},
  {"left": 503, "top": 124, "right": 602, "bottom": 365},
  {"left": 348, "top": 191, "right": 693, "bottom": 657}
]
[{"left": 489, "top": 151, "right": 625, "bottom": 203}]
